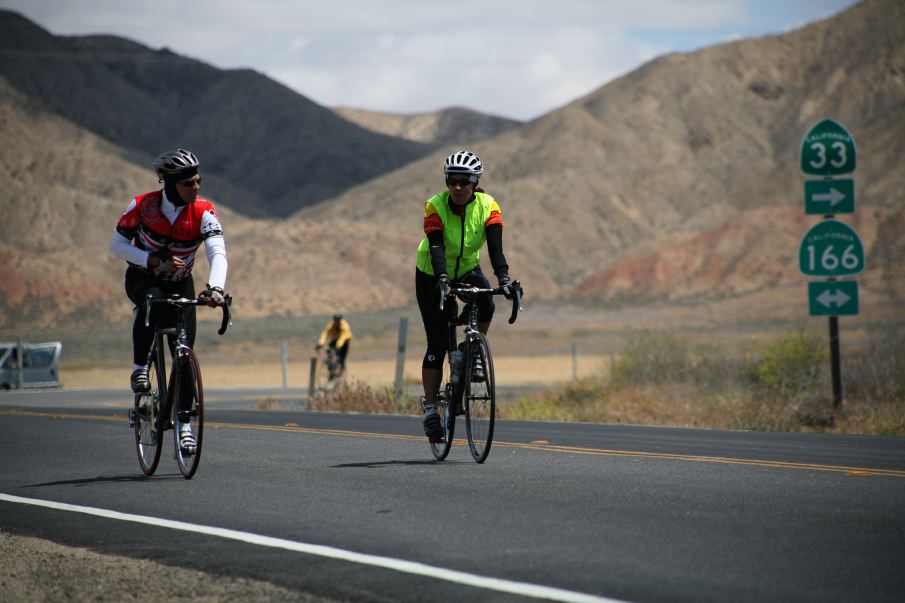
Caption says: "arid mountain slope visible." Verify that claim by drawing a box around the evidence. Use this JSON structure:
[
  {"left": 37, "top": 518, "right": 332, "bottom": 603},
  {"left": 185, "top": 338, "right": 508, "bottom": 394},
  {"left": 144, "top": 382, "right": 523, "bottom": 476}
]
[
  {"left": 1, "top": 0, "right": 902, "bottom": 330},
  {"left": 332, "top": 106, "right": 521, "bottom": 146},
  {"left": 302, "top": 0, "right": 904, "bottom": 303},
  {"left": 0, "top": 10, "right": 430, "bottom": 218}
]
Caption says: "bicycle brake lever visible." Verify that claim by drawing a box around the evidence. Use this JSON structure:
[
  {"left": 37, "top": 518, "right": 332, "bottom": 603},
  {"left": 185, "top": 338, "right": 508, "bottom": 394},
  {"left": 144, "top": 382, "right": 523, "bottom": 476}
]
[
  {"left": 217, "top": 294, "right": 232, "bottom": 335},
  {"left": 508, "top": 281, "right": 523, "bottom": 324}
]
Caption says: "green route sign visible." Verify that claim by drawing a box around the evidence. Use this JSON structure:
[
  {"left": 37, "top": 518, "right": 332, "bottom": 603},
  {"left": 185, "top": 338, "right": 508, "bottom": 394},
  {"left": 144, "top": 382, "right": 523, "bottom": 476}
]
[
  {"left": 804, "top": 179, "right": 855, "bottom": 215},
  {"left": 800, "top": 119, "right": 856, "bottom": 176},
  {"left": 808, "top": 281, "right": 859, "bottom": 316},
  {"left": 799, "top": 219, "right": 865, "bottom": 277}
]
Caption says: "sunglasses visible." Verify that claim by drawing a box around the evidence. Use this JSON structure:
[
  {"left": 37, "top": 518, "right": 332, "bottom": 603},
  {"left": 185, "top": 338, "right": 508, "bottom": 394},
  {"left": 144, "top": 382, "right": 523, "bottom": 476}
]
[
  {"left": 178, "top": 177, "right": 202, "bottom": 188},
  {"left": 446, "top": 176, "right": 475, "bottom": 188}
]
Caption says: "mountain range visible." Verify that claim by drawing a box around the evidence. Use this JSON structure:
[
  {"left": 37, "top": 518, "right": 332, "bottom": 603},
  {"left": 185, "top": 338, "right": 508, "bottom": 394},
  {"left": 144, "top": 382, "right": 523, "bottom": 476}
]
[{"left": 0, "top": 0, "right": 902, "bottom": 330}]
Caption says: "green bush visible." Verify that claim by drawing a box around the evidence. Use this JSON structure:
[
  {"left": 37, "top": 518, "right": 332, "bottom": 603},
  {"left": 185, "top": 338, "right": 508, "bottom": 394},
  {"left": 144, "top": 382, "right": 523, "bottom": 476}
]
[
  {"left": 610, "top": 330, "right": 692, "bottom": 385},
  {"left": 744, "top": 332, "right": 827, "bottom": 401}
]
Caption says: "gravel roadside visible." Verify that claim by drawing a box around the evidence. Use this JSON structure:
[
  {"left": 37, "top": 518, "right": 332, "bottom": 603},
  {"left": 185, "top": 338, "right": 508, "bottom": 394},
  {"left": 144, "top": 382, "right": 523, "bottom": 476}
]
[{"left": 0, "top": 532, "right": 340, "bottom": 602}]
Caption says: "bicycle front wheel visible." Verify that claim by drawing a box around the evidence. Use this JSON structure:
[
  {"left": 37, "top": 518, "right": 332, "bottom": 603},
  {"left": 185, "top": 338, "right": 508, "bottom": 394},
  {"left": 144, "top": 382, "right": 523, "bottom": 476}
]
[
  {"left": 173, "top": 348, "right": 204, "bottom": 479},
  {"left": 464, "top": 333, "right": 495, "bottom": 463},
  {"left": 133, "top": 355, "right": 162, "bottom": 475}
]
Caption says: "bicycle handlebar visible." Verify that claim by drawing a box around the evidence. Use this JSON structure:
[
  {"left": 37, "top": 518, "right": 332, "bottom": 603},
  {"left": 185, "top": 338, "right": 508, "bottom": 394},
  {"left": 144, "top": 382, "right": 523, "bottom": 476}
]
[
  {"left": 438, "top": 280, "right": 523, "bottom": 324},
  {"left": 144, "top": 293, "right": 233, "bottom": 335}
]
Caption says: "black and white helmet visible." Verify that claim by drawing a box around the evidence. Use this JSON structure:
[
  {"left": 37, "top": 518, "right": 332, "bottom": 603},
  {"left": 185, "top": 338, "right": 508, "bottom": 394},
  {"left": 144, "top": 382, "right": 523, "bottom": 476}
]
[
  {"left": 443, "top": 150, "right": 483, "bottom": 176},
  {"left": 153, "top": 148, "right": 200, "bottom": 176}
]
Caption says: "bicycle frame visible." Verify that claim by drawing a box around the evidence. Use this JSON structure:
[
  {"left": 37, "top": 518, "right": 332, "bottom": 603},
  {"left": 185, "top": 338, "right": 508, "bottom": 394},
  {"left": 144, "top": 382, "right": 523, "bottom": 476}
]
[
  {"left": 132, "top": 293, "right": 231, "bottom": 477},
  {"left": 428, "top": 279, "right": 522, "bottom": 462}
]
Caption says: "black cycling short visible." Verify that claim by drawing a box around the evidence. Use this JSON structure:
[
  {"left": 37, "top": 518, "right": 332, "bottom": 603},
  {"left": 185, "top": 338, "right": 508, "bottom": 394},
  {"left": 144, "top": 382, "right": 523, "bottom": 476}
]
[
  {"left": 415, "top": 267, "right": 494, "bottom": 370},
  {"left": 125, "top": 266, "right": 196, "bottom": 365}
]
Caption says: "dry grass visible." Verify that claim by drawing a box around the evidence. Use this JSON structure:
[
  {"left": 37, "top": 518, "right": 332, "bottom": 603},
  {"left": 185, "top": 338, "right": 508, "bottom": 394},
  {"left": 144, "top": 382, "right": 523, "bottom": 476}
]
[{"left": 58, "top": 354, "right": 610, "bottom": 389}]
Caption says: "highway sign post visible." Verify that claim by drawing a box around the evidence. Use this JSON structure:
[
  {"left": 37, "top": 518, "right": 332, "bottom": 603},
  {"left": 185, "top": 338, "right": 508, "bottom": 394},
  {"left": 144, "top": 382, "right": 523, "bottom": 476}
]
[{"left": 799, "top": 119, "right": 860, "bottom": 407}]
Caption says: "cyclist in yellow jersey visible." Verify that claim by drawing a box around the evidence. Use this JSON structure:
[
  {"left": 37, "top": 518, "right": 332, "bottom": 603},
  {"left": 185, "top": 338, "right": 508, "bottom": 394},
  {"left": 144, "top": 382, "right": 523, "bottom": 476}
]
[
  {"left": 315, "top": 314, "right": 352, "bottom": 379},
  {"left": 415, "top": 150, "right": 516, "bottom": 442}
]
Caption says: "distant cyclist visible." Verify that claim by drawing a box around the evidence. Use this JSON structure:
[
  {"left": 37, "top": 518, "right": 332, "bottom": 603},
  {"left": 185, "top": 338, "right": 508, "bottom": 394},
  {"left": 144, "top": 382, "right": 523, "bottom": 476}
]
[
  {"left": 316, "top": 314, "right": 352, "bottom": 380},
  {"left": 415, "top": 150, "right": 516, "bottom": 443},
  {"left": 109, "top": 148, "right": 228, "bottom": 413}
]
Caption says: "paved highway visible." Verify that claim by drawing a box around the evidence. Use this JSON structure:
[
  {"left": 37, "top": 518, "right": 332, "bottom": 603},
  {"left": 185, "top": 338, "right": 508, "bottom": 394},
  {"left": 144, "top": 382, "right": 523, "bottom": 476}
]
[{"left": 1, "top": 389, "right": 904, "bottom": 602}]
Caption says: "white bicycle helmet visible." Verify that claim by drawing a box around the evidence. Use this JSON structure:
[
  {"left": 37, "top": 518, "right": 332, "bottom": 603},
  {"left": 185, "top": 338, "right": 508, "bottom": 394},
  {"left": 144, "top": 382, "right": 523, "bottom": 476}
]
[
  {"left": 153, "top": 148, "right": 200, "bottom": 176},
  {"left": 443, "top": 150, "right": 483, "bottom": 176}
]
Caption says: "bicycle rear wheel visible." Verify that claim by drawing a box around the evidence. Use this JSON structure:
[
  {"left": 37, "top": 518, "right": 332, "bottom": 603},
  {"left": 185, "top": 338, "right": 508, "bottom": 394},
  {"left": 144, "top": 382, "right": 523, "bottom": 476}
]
[
  {"left": 429, "top": 354, "right": 457, "bottom": 461},
  {"left": 464, "top": 333, "right": 495, "bottom": 463},
  {"left": 173, "top": 348, "right": 204, "bottom": 479},
  {"left": 315, "top": 353, "right": 333, "bottom": 391},
  {"left": 133, "top": 355, "right": 162, "bottom": 475}
]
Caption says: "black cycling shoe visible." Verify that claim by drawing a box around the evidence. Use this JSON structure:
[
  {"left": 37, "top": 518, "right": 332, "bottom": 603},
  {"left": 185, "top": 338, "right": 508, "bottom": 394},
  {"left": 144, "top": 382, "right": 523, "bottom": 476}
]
[
  {"left": 422, "top": 411, "right": 444, "bottom": 443},
  {"left": 130, "top": 369, "right": 151, "bottom": 394}
]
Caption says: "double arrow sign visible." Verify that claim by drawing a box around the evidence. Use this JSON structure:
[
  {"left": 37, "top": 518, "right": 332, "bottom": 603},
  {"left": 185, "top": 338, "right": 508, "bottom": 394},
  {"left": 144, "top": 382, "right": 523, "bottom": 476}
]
[
  {"left": 804, "top": 179, "right": 854, "bottom": 214},
  {"left": 808, "top": 281, "right": 858, "bottom": 316}
]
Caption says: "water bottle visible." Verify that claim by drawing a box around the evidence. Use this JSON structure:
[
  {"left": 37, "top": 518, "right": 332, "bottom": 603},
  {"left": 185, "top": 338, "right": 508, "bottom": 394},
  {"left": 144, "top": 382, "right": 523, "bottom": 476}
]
[{"left": 449, "top": 350, "right": 464, "bottom": 385}]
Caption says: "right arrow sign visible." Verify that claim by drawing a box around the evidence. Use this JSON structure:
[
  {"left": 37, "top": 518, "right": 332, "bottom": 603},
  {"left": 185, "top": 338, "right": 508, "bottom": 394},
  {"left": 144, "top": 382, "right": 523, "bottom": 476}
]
[
  {"left": 804, "top": 179, "right": 855, "bottom": 214},
  {"left": 808, "top": 281, "right": 859, "bottom": 316}
]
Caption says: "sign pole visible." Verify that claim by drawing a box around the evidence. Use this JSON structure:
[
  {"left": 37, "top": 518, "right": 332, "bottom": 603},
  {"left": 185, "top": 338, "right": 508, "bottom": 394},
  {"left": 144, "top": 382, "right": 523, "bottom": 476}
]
[
  {"left": 799, "top": 118, "right": 860, "bottom": 408},
  {"left": 828, "top": 315, "right": 842, "bottom": 407}
]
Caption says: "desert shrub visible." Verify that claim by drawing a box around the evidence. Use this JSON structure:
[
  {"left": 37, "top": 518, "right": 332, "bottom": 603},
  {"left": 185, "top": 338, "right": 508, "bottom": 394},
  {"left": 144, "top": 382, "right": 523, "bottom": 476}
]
[
  {"left": 309, "top": 378, "right": 419, "bottom": 414},
  {"left": 502, "top": 376, "right": 609, "bottom": 422},
  {"left": 609, "top": 330, "right": 692, "bottom": 385},
  {"left": 743, "top": 331, "right": 827, "bottom": 401},
  {"left": 844, "top": 331, "right": 905, "bottom": 404}
]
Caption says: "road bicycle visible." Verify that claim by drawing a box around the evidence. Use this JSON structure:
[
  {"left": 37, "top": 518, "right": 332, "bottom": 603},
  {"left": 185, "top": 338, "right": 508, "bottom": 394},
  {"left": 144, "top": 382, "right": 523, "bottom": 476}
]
[
  {"left": 429, "top": 279, "right": 522, "bottom": 463},
  {"left": 314, "top": 345, "right": 343, "bottom": 391},
  {"left": 129, "top": 293, "right": 231, "bottom": 478}
]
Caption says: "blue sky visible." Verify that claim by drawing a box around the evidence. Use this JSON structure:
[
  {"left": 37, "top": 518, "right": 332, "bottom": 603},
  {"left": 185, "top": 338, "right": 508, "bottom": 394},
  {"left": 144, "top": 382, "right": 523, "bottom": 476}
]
[{"left": 1, "top": 0, "right": 858, "bottom": 120}]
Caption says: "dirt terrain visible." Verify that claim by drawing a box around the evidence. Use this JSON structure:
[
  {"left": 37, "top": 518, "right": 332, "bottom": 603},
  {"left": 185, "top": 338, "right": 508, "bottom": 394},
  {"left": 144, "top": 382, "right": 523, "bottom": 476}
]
[{"left": 0, "top": 532, "right": 338, "bottom": 602}]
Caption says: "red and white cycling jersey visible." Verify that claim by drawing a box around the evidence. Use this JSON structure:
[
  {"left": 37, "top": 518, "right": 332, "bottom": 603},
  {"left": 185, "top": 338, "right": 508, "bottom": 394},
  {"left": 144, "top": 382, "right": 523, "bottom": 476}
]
[{"left": 115, "top": 190, "right": 224, "bottom": 282}]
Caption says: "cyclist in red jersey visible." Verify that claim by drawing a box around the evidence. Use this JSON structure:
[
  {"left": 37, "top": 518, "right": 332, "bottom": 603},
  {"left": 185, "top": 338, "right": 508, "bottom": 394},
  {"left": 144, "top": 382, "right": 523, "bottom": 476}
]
[{"left": 109, "top": 149, "right": 228, "bottom": 405}]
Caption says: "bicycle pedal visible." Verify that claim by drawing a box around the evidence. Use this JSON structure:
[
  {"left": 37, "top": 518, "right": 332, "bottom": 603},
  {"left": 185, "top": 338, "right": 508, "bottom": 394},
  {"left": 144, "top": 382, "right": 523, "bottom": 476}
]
[{"left": 127, "top": 409, "right": 136, "bottom": 428}]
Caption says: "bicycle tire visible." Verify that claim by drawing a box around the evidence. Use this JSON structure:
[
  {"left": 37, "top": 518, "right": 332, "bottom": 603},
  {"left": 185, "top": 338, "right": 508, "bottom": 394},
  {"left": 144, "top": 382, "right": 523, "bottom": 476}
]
[
  {"left": 173, "top": 348, "right": 204, "bottom": 479},
  {"left": 315, "top": 352, "right": 333, "bottom": 391},
  {"left": 429, "top": 351, "right": 457, "bottom": 460},
  {"left": 464, "top": 332, "right": 495, "bottom": 463},
  {"left": 134, "top": 353, "right": 162, "bottom": 475}
]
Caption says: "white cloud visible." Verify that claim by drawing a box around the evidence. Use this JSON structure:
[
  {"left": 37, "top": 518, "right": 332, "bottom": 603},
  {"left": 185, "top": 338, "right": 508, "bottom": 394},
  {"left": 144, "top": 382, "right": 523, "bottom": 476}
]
[{"left": 0, "top": 0, "right": 858, "bottom": 119}]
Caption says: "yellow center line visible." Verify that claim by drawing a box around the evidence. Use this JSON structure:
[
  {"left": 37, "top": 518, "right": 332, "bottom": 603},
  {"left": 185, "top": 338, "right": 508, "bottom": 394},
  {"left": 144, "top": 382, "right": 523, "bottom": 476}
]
[{"left": 5, "top": 408, "right": 904, "bottom": 478}]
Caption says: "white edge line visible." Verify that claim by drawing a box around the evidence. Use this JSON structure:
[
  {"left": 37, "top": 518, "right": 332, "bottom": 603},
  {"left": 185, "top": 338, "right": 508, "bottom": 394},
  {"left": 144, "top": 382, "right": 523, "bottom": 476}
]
[{"left": 0, "top": 493, "right": 627, "bottom": 603}]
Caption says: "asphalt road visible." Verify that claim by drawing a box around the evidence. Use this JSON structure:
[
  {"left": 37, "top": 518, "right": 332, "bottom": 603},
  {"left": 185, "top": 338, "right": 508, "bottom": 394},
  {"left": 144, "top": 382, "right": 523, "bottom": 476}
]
[{"left": 1, "top": 389, "right": 904, "bottom": 602}]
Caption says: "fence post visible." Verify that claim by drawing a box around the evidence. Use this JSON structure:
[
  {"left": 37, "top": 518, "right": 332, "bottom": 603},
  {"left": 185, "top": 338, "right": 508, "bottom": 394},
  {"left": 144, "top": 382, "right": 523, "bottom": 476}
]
[
  {"left": 280, "top": 340, "right": 289, "bottom": 389},
  {"left": 16, "top": 337, "right": 24, "bottom": 390},
  {"left": 394, "top": 317, "right": 408, "bottom": 403},
  {"left": 308, "top": 357, "right": 317, "bottom": 398},
  {"left": 571, "top": 341, "right": 578, "bottom": 380}
]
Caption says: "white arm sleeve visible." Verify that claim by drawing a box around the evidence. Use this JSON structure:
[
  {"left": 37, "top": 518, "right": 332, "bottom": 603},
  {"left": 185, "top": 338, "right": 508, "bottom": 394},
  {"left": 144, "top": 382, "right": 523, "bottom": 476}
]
[
  {"left": 204, "top": 234, "right": 228, "bottom": 289},
  {"left": 109, "top": 229, "right": 149, "bottom": 267}
]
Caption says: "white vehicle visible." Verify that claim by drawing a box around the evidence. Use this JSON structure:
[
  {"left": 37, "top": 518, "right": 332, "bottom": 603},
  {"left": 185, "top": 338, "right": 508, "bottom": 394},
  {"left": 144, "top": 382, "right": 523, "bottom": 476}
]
[{"left": 0, "top": 342, "right": 63, "bottom": 389}]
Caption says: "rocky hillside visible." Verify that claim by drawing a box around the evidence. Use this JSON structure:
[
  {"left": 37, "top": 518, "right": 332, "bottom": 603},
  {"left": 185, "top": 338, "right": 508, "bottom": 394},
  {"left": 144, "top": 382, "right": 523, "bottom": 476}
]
[
  {"left": 0, "top": 9, "right": 432, "bottom": 218},
  {"left": 303, "top": 0, "right": 904, "bottom": 304},
  {"left": 1, "top": 0, "right": 902, "bottom": 329},
  {"left": 332, "top": 106, "right": 521, "bottom": 146}
]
